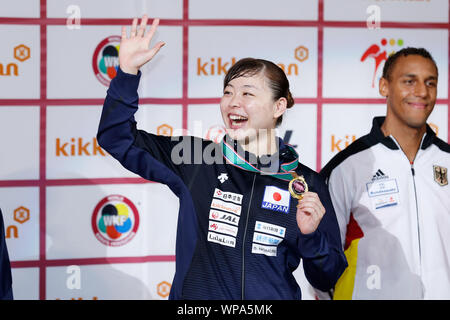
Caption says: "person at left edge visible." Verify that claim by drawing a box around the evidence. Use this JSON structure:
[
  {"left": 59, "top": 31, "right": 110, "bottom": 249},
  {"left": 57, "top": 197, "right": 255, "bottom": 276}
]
[
  {"left": 97, "top": 15, "right": 347, "bottom": 299},
  {"left": 0, "top": 208, "right": 13, "bottom": 300}
]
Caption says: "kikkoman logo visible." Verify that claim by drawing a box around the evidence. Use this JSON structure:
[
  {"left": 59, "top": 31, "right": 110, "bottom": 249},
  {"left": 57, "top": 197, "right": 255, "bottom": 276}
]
[
  {"left": 331, "top": 134, "right": 356, "bottom": 153},
  {"left": 0, "top": 44, "right": 30, "bottom": 77},
  {"left": 5, "top": 206, "right": 30, "bottom": 239},
  {"left": 55, "top": 137, "right": 106, "bottom": 157},
  {"left": 361, "top": 38, "right": 405, "bottom": 88},
  {"left": 92, "top": 36, "right": 120, "bottom": 86},
  {"left": 196, "top": 45, "right": 309, "bottom": 77},
  {"left": 92, "top": 195, "right": 140, "bottom": 247}
]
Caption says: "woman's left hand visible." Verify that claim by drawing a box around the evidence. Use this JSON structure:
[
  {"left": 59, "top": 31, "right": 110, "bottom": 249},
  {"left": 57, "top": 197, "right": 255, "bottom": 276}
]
[{"left": 296, "top": 192, "right": 326, "bottom": 235}]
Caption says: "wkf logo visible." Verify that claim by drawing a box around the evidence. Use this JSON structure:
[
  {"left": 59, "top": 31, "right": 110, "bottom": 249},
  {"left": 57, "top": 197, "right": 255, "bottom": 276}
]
[
  {"left": 261, "top": 186, "right": 290, "bottom": 214},
  {"left": 91, "top": 195, "right": 139, "bottom": 247},
  {"left": 92, "top": 35, "right": 120, "bottom": 86}
]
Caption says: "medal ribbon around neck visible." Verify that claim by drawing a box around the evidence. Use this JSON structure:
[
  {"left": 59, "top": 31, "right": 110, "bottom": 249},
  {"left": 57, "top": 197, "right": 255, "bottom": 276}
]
[
  {"left": 221, "top": 139, "right": 299, "bottom": 181},
  {"left": 221, "top": 139, "right": 308, "bottom": 199}
]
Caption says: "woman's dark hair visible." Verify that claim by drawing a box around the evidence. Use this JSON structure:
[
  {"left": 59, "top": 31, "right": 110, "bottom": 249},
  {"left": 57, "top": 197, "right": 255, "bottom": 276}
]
[{"left": 223, "top": 58, "right": 295, "bottom": 126}]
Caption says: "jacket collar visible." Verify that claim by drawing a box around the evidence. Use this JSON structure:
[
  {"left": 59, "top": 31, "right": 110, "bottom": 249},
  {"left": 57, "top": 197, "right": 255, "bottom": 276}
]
[
  {"left": 370, "top": 116, "right": 437, "bottom": 150},
  {"left": 221, "top": 134, "right": 299, "bottom": 181}
]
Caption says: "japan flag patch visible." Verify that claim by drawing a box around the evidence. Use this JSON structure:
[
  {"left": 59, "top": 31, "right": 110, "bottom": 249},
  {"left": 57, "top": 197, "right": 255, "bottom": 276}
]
[{"left": 261, "top": 186, "right": 290, "bottom": 214}]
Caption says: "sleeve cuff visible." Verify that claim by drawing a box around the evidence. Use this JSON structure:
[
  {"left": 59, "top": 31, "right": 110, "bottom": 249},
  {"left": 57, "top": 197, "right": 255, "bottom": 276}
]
[
  {"left": 107, "top": 67, "right": 142, "bottom": 104},
  {"left": 298, "top": 229, "right": 329, "bottom": 259}
]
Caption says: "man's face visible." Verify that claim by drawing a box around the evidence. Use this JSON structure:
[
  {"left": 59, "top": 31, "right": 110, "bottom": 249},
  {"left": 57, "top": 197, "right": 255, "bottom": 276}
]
[{"left": 379, "top": 55, "right": 438, "bottom": 130}]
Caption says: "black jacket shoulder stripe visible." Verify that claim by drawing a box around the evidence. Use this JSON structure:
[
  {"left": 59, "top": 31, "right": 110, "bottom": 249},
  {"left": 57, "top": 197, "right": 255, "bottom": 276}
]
[
  {"left": 433, "top": 136, "right": 450, "bottom": 153},
  {"left": 320, "top": 134, "right": 379, "bottom": 180}
]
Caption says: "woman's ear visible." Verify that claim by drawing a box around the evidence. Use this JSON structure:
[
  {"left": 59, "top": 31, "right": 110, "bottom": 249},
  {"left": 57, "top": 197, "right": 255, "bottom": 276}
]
[{"left": 273, "top": 97, "right": 287, "bottom": 120}]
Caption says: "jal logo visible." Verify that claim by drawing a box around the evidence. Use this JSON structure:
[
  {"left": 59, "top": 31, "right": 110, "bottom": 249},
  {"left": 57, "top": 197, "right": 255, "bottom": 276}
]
[
  {"left": 197, "top": 45, "right": 309, "bottom": 77},
  {"left": 92, "top": 35, "right": 120, "bottom": 86},
  {"left": 261, "top": 186, "right": 290, "bottom": 214},
  {"left": 91, "top": 195, "right": 140, "bottom": 247},
  {"left": 331, "top": 134, "right": 356, "bottom": 153},
  {"left": 55, "top": 137, "right": 106, "bottom": 157},
  {"left": 209, "top": 209, "right": 239, "bottom": 226},
  {"left": 361, "top": 38, "right": 404, "bottom": 88},
  {"left": 211, "top": 211, "right": 219, "bottom": 219},
  {"left": 0, "top": 44, "right": 30, "bottom": 77}
]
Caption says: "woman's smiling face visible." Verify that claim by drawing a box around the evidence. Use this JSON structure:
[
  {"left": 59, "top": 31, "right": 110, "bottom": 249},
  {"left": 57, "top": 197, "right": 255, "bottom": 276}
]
[{"left": 220, "top": 73, "right": 284, "bottom": 142}]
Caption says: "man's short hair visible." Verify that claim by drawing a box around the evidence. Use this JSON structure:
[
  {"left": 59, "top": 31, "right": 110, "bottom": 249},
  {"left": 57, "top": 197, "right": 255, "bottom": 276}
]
[{"left": 382, "top": 47, "right": 438, "bottom": 81}]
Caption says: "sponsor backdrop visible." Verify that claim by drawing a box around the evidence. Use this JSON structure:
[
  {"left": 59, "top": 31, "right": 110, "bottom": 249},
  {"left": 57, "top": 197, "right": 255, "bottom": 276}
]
[{"left": 0, "top": 0, "right": 448, "bottom": 300}]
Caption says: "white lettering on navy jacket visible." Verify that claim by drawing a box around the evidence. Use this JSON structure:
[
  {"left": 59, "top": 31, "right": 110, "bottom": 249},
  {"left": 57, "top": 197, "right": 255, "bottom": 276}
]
[{"left": 320, "top": 116, "right": 450, "bottom": 299}]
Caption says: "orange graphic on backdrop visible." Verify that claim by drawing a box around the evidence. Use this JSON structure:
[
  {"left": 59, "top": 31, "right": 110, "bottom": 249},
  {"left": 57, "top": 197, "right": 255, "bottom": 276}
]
[
  {"left": 14, "top": 44, "right": 31, "bottom": 62},
  {"left": 157, "top": 281, "right": 171, "bottom": 298},
  {"left": 157, "top": 124, "right": 174, "bottom": 136},
  {"left": 14, "top": 206, "right": 30, "bottom": 224}
]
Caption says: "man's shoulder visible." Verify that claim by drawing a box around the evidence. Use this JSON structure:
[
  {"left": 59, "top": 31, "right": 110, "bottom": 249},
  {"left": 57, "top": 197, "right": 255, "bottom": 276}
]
[
  {"left": 320, "top": 133, "right": 378, "bottom": 180},
  {"left": 432, "top": 136, "right": 450, "bottom": 154}
]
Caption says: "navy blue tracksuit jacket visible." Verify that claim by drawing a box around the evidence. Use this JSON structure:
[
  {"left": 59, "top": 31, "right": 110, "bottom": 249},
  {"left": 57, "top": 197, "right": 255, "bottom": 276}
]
[
  {"left": 0, "top": 209, "right": 13, "bottom": 300},
  {"left": 97, "top": 68, "right": 347, "bottom": 300}
]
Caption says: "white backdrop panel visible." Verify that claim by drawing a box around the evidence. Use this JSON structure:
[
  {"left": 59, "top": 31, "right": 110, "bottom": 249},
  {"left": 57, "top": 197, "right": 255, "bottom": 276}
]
[
  {"left": 1, "top": 187, "right": 40, "bottom": 261},
  {"left": 45, "top": 262, "right": 175, "bottom": 300},
  {"left": 323, "top": 28, "right": 448, "bottom": 98},
  {"left": 46, "top": 184, "right": 178, "bottom": 259},
  {"left": 0, "top": 0, "right": 40, "bottom": 18},
  {"left": 0, "top": 25, "right": 40, "bottom": 99},
  {"left": 46, "top": 25, "right": 182, "bottom": 99},
  {"left": 188, "top": 26, "right": 318, "bottom": 98},
  {"left": 189, "top": 0, "right": 318, "bottom": 20},
  {"left": 11, "top": 268, "right": 40, "bottom": 300},
  {"left": 0, "top": 107, "right": 40, "bottom": 180},
  {"left": 47, "top": 0, "right": 183, "bottom": 19},
  {"left": 324, "top": 0, "right": 449, "bottom": 22}
]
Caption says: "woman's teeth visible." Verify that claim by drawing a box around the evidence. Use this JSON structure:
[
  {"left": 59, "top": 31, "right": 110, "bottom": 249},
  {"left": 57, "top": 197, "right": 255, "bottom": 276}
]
[{"left": 229, "top": 115, "right": 248, "bottom": 126}]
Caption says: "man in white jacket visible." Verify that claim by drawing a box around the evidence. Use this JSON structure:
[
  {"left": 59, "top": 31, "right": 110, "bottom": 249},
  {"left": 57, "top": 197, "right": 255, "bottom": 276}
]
[{"left": 320, "top": 47, "right": 450, "bottom": 299}]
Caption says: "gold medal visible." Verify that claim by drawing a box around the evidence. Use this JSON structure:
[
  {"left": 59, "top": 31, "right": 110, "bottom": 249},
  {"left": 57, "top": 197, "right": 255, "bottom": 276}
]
[{"left": 289, "top": 172, "right": 308, "bottom": 200}]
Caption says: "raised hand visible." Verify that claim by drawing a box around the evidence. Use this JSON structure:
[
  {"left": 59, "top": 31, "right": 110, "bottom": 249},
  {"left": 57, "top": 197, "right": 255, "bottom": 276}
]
[
  {"left": 296, "top": 192, "right": 326, "bottom": 235},
  {"left": 119, "top": 14, "right": 165, "bottom": 75}
]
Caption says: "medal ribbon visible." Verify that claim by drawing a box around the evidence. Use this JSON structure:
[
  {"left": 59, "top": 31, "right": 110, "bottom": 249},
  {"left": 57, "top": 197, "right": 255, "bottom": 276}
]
[{"left": 221, "top": 139, "right": 298, "bottom": 181}]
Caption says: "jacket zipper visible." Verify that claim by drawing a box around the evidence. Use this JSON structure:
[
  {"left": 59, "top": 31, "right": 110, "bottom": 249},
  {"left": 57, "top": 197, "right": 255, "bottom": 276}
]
[
  {"left": 389, "top": 134, "right": 425, "bottom": 298},
  {"left": 241, "top": 173, "right": 257, "bottom": 300},
  {"left": 410, "top": 162, "right": 424, "bottom": 298}
]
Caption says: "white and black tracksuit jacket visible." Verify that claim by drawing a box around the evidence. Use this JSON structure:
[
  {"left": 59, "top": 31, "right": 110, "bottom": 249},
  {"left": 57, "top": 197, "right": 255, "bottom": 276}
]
[{"left": 321, "top": 116, "right": 450, "bottom": 299}]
